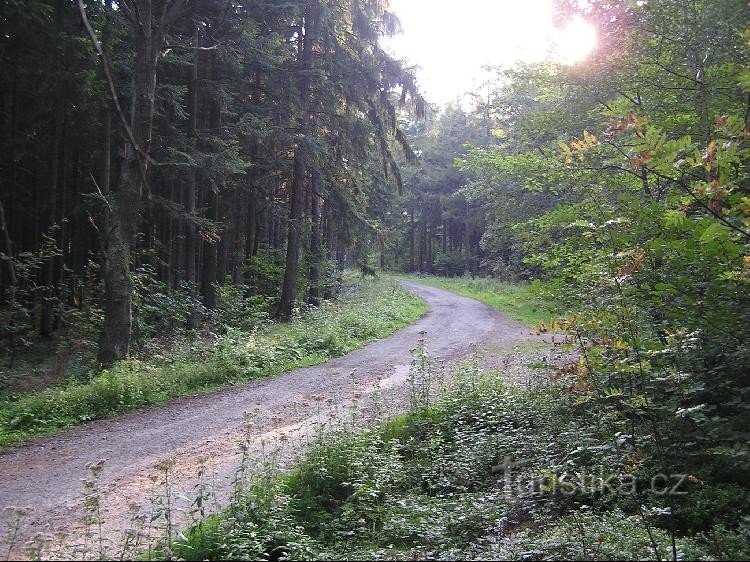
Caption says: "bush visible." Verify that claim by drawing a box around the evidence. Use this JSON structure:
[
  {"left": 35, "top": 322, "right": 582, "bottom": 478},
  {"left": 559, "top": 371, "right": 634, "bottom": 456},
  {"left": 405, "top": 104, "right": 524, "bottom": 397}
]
[
  {"left": 190, "top": 359, "right": 750, "bottom": 560},
  {"left": 0, "top": 276, "right": 427, "bottom": 446},
  {"left": 211, "top": 277, "right": 271, "bottom": 332},
  {"left": 131, "top": 266, "right": 205, "bottom": 345}
]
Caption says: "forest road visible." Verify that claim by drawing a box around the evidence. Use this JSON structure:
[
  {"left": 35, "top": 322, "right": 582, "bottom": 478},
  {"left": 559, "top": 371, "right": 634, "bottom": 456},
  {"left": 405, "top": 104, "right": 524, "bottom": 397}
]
[{"left": 0, "top": 281, "right": 537, "bottom": 556}]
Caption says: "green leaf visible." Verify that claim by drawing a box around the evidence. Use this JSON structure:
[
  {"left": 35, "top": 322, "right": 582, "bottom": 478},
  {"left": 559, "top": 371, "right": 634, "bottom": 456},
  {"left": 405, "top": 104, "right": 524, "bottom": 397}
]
[
  {"left": 664, "top": 209, "right": 686, "bottom": 228},
  {"left": 699, "top": 221, "right": 730, "bottom": 245}
]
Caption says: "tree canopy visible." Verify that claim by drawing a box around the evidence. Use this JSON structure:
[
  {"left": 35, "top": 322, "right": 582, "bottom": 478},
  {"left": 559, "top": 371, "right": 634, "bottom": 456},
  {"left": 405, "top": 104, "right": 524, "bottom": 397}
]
[{"left": 0, "top": 0, "right": 423, "bottom": 364}]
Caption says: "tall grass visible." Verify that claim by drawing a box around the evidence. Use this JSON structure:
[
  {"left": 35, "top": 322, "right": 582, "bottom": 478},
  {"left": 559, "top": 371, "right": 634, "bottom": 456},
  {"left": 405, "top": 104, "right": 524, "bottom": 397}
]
[
  {"left": 0, "top": 276, "right": 427, "bottom": 447},
  {"left": 401, "top": 274, "right": 554, "bottom": 327},
  {"left": 169, "top": 355, "right": 749, "bottom": 561}
]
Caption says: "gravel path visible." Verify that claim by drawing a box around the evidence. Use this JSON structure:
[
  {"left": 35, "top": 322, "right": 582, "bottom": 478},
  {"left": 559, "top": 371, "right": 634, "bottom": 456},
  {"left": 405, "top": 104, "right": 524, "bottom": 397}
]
[{"left": 0, "top": 282, "right": 544, "bottom": 557}]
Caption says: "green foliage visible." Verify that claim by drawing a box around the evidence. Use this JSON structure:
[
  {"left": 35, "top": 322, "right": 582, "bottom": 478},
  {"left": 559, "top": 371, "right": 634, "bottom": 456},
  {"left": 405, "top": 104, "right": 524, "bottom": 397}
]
[
  {"left": 0, "top": 251, "right": 46, "bottom": 360},
  {"left": 0, "top": 277, "right": 426, "bottom": 447},
  {"left": 173, "top": 3, "right": 750, "bottom": 560},
  {"left": 404, "top": 7, "right": 750, "bottom": 561},
  {"left": 184, "top": 360, "right": 750, "bottom": 560},
  {"left": 210, "top": 276, "right": 271, "bottom": 333},
  {"left": 400, "top": 274, "right": 555, "bottom": 327},
  {"left": 430, "top": 250, "right": 465, "bottom": 277},
  {"left": 244, "top": 249, "right": 286, "bottom": 298},
  {"left": 131, "top": 266, "right": 205, "bottom": 345},
  {"left": 482, "top": 508, "right": 708, "bottom": 561}
]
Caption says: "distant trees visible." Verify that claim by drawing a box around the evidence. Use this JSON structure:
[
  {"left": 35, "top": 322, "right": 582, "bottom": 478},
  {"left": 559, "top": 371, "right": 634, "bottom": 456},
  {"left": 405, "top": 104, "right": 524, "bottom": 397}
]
[
  {"left": 394, "top": 0, "right": 749, "bottom": 282},
  {"left": 0, "top": 0, "right": 422, "bottom": 366},
  {"left": 381, "top": 106, "right": 488, "bottom": 276}
]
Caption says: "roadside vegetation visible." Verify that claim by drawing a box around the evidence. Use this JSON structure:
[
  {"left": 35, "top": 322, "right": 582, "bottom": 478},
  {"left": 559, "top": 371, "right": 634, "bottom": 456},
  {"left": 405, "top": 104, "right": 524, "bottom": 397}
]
[
  {"left": 168, "top": 349, "right": 750, "bottom": 561},
  {"left": 0, "top": 275, "right": 426, "bottom": 447},
  {"left": 400, "top": 275, "right": 553, "bottom": 327},
  {"left": 2, "top": 0, "right": 749, "bottom": 560}
]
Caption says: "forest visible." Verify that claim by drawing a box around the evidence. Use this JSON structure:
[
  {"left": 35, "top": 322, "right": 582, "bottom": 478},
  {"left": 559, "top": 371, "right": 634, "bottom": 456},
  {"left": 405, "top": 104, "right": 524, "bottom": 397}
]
[
  {"left": 1, "top": 0, "right": 750, "bottom": 560},
  {"left": 0, "top": 0, "right": 432, "bottom": 369}
]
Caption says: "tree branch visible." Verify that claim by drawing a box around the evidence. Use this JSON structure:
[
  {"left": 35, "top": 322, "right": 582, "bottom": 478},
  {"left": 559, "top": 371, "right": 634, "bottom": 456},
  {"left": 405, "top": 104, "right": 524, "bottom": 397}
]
[
  {"left": 650, "top": 59, "right": 704, "bottom": 85},
  {"left": 648, "top": 168, "right": 750, "bottom": 241},
  {"left": 122, "top": 0, "right": 145, "bottom": 33},
  {"left": 76, "top": 0, "right": 155, "bottom": 195}
]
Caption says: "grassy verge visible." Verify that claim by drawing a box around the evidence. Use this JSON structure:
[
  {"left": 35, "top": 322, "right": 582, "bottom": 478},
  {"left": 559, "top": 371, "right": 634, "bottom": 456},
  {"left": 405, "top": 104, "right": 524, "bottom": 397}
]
[
  {"left": 400, "top": 274, "right": 555, "bottom": 327},
  {"left": 0, "top": 276, "right": 427, "bottom": 448},
  {"left": 172, "top": 359, "right": 750, "bottom": 561}
]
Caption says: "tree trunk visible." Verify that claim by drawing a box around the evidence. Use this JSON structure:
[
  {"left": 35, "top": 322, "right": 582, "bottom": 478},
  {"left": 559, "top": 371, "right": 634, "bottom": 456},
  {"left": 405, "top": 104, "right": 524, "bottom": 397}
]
[
  {"left": 185, "top": 21, "right": 199, "bottom": 329},
  {"left": 98, "top": 6, "right": 165, "bottom": 366},
  {"left": 463, "top": 198, "right": 471, "bottom": 276},
  {"left": 323, "top": 197, "right": 336, "bottom": 299},
  {"left": 201, "top": 188, "right": 219, "bottom": 309},
  {"left": 39, "top": 111, "right": 62, "bottom": 338},
  {"left": 692, "top": 53, "right": 711, "bottom": 143},
  {"left": 409, "top": 207, "right": 415, "bottom": 272},
  {"left": 279, "top": 1, "right": 318, "bottom": 320},
  {"left": 307, "top": 171, "right": 322, "bottom": 305},
  {"left": 0, "top": 200, "right": 17, "bottom": 294},
  {"left": 418, "top": 220, "right": 425, "bottom": 273},
  {"left": 243, "top": 68, "right": 262, "bottom": 277},
  {"left": 246, "top": 192, "right": 257, "bottom": 258},
  {"left": 200, "top": 49, "right": 223, "bottom": 309},
  {"left": 279, "top": 146, "right": 305, "bottom": 319},
  {"left": 426, "top": 223, "right": 432, "bottom": 274}
]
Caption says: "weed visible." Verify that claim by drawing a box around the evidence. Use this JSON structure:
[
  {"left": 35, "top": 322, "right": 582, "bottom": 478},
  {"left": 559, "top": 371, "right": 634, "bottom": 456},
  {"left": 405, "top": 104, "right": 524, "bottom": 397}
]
[
  {"left": 174, "top": 352, "right": 750, "bottom": 561},
  {"left": 400, "top": 274, "right": 556, "bottom": 327},
  {"left": 0, "top": 276, "right": 427, "bottom": 447}
]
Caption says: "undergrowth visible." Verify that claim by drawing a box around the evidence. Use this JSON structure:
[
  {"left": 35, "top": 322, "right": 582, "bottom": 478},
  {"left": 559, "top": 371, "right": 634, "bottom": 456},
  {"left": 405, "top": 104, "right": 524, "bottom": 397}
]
[
  {"left": 170, "top": 351, "right": 750, "bottom": 561},
  {"left": 0, "top": 276, "right": 426, "bottom": 447}
]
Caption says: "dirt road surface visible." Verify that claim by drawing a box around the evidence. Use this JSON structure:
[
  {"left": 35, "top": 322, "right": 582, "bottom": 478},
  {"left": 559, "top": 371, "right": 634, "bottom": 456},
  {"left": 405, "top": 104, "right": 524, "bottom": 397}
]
[{"left": 0, "top": 282, "right": 539, "bottom": 557}]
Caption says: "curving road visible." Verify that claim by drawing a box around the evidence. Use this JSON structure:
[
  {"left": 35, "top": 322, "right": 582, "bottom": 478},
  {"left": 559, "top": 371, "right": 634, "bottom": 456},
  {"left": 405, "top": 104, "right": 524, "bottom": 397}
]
[{"left": 0, "top": 282, "right": 534, "bottom": 556}]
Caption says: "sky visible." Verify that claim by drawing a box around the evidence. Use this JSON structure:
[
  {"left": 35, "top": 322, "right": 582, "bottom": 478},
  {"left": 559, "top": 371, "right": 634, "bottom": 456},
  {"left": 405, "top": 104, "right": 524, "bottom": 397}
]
[{"left": 381, "top": 0, "right": 597, "bottom": 107}]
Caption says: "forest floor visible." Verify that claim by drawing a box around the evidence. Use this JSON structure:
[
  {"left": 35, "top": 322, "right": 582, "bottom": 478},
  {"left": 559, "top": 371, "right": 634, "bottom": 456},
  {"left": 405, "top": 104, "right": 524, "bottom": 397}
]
[{"left": 0, "top": 282, "right": 571, "bottom": 559}]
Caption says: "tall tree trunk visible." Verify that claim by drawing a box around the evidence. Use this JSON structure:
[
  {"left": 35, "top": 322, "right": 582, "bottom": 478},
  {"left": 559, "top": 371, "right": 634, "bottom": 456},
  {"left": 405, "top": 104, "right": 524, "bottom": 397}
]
[
  {"left": 426, "top": 223, "right": 432, "bottom": 274},
  {"left": 463, "top": 198, "right": 471, "bottom": 276},
  {"left": 307, "top": 171, "right": 322, "bottom": 305},
  {"left": 409, "top": 207, "right": 415, "bottom": 272},
  {"left": 323, "top": 197, "right": 336, "bottom": 299},
  {"left": 418, "top": 220, "right": 425, "bottom": 273},
  {"left": 40, "top": 111, "right": 62, "bottom": 338},
  {"left": 243, "top": 68, "right": 262, "bottom": 282},
  {"left": 1, "top": 64, "right": 17, "bottom": 307},
  {"left": 692, "top": 52, "right": 711, "bottom": 143},
  {"left": 230, "top": 188, "right": 244, "bottom": 285},
  {"left": 201, "top": 189, "right": 219, "bottom": 309},
  {"left": 0, "top": 200, "right": 17, "bottom": 299},
  {"left": 102, "top": 0, "right": 112, "bottom": 197},
  {"left": 279, "top": 146, "right": 305, "bottom": 319},
  {"left": 54, "top": 119, "right": 69, "bottom": 329},
  {"left": 200, "top": 50, "right": 222, "bottom": 310},
  {"left": 245, "top": 192, "right": 257, "bottom": 259},
  {"left": 98, "top": 1, "right": 177, "bottom": 365},
  {"left": 185, "top": 21, "right": 199, "bottom": 329},
  {"left": 279, "top": 1, "right": 318, "bottom": 320}
]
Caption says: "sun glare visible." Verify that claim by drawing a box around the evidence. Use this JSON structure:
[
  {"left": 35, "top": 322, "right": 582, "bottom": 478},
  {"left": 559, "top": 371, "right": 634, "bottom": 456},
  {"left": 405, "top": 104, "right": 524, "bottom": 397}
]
[
  {"left": 383, "top": 0, "right": 600, "bottom": 105},
  {"left": 553, "top": 16, "right": 598, "bottom": 65}
]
